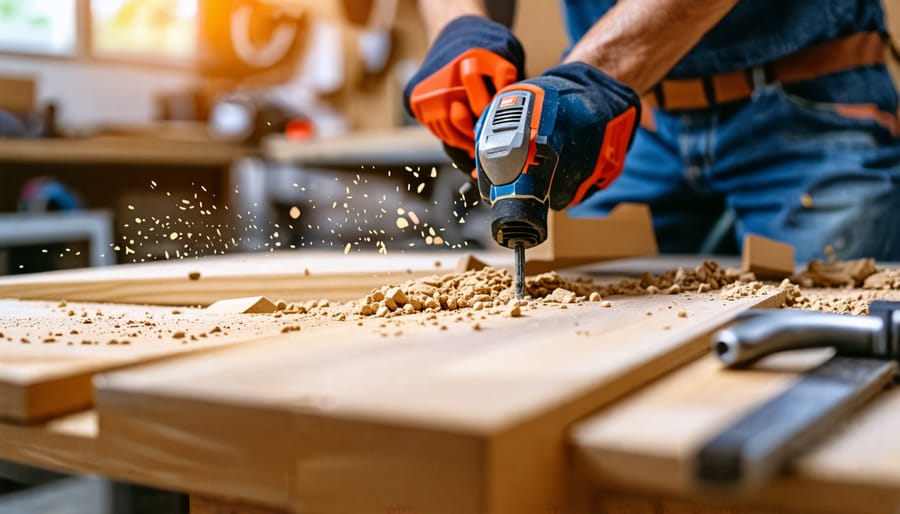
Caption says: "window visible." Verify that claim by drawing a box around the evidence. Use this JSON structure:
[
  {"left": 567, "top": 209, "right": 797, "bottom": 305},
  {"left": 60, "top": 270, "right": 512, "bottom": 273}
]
[
  {"left": 90, "top": 0, "right": 197, "bottom": 62},
  {"left": 0, "top": 0, "right": 78, "bottom": 56}
]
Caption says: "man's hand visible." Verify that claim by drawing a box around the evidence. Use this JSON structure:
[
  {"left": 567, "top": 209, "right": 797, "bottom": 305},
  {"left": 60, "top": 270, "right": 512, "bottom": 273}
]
[
  {"left": 479, "top": 62, "right": 641, "bottom": 209},
  {"left": 404, "top": 15, "right": 525, "bottom": 174}
]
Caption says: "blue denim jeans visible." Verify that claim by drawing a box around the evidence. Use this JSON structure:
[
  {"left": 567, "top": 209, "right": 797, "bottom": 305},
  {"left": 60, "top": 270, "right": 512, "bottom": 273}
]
[{"left": 569, "top": 68, "right": 900, "bottom": 262}]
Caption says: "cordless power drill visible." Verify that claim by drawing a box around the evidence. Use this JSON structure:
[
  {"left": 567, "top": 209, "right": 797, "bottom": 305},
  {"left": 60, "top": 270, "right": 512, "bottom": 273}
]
[
  {"left": 475, "top": 84, "right": 635, "bottom": 299},
  {"left": 475, "top": 86, "right": 557, "bottom": 299}
]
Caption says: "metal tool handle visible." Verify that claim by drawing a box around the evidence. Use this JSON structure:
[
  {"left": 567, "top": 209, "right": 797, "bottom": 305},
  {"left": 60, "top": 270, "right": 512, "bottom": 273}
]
[{"left": 713, "top": 310, "right": 884, "bottom": 367}]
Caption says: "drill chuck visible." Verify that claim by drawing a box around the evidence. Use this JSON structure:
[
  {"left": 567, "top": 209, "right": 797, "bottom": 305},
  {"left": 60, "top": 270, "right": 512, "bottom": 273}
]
[{"left": 490, "top": 197, "right": 547, "bottom": 249}]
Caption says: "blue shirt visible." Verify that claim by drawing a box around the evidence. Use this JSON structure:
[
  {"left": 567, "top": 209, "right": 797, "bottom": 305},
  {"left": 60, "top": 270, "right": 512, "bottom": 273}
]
[{"left": 560, "top": 0, "right": 889, "bottom": 79}]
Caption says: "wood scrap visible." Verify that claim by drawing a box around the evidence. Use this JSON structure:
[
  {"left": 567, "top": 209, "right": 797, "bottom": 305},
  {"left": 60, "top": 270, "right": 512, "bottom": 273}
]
[
  {"left": 207, "top": 296, "right": 278, "bottom": 314},
  {"left": 455, "top": 253, "right": 489, "bottom": 273},
  {"left": 741, "top": 234, "right": 795, "bottom": 279},
  {"left": 795, "top": 258, "right": 878, "bottom": 287},
  {"left": 526, "top": 203, "right": 658, "bottom": 273}
]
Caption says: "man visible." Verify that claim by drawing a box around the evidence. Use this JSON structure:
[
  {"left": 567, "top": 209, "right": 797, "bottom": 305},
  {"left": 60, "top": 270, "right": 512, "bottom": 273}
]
[{"left": 404, "top": 0, "right": 900, "bottom": 261}]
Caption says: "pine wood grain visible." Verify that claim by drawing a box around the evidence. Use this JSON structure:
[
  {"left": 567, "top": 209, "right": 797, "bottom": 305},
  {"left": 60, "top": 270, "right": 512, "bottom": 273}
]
[
  {"left": 0, "top": 299, "right": 309, "bottom": 422},
  {"left": 571, "top": 351, "right": 900, "bottom": 514},
  {"left": 95, "top": 291, "right": 782, "bottom": 512},
  {"left": 0, "top": 251, "right": 500, "bottom": 306}
]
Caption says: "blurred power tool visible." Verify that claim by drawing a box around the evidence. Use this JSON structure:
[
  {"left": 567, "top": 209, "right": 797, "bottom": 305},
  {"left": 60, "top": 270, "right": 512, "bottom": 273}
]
[
  {"left": 694, "top": 301, "right": 900, "bottom": 491},
  {"left": 476, "top": 88, "right": 555, "bottom": 298}
]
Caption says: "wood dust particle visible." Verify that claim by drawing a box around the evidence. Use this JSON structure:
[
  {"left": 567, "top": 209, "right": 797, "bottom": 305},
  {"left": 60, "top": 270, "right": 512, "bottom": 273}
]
[
  {"left": 343, "top": 243, "right": 351, "bottom": 255},
  {"left": 172, "top": 331, "right": 186, "bottom": 339},
  {"left": 188, "top": 271, "right": 201, "bottom": 280},
  {"left": 677, "top": 310, "right": 687, "bottom": 318},
  {"left": 289, "top": 206, "right": 301, "bottom": 219},
  {"left": 396, "top": 217, "right": 409, "bottom": 229},
  {"left": 801, "top": 193, "right": 814, "bottom": 208}
]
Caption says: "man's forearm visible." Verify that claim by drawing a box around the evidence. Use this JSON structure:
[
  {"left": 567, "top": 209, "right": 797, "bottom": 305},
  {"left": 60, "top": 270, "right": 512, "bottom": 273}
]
[
  {"left": 563, "top": 0, "right": 739, "bottom": 93},
  {"left": 417, "top": 0, "right": 487, "bottom": 43}
]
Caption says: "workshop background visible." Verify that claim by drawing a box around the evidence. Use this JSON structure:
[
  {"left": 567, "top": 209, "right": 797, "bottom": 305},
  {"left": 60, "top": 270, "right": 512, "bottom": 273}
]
[{"left": 0, "top": 0, "right": 571, "bottom": 276}]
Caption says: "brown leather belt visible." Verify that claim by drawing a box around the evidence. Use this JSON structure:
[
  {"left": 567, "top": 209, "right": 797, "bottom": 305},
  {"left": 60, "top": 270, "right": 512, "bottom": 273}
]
[{"left": 644, "top": 32, "right": 887, "bottom": 111}]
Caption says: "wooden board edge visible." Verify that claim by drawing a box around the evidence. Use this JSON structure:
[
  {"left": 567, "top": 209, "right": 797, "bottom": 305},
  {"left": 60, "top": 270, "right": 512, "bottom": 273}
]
[
  {"left": 4, "top": 331, "right": 285, "bottom": 424},
  {"left": 0, "top": 380, "right": 27, "bottom": 423},
  {"left": 0, "top": 270, "right": 438, "bottom": 306},
  {"left": 291, "top": 414, "right": 486, "bottom": 514},
  {"left": 95, "top": 389, "right": 295, "bottom": 509},
  {"left": 0, "top": 411, "right": 100, "bottom": 478}
]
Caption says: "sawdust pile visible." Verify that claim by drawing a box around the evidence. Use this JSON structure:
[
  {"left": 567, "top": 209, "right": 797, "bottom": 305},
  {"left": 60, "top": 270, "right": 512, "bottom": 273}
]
[
  {"left": 350, "top": 261, "right": 748, "bottom": 319},
  {"left": 348, "top": 258, "right": 899, "bottom": 319},
  {"left": 722, "top": 258, "right": 900, "bottom": 314},
  {"left": 356, "top": 267, "right": 551, "bottom": 319}
]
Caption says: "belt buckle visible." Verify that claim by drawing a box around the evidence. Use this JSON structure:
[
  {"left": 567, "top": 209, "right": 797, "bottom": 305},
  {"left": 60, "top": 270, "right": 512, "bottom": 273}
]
[{"left": 748, "top": 64, "right": 774, "bottom": 91}]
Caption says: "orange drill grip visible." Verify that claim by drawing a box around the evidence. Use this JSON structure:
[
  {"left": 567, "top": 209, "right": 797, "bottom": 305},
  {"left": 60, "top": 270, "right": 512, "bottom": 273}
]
[
  {"left": 409, "top": 48, "right": 519, "bottom": 159},
  {"left": 569, "top": 106, "right": 638, "bottom": 206}
]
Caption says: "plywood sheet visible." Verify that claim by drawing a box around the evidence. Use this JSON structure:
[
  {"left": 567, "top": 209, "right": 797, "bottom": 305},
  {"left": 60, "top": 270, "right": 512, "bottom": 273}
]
[
  {"left": 95, "top": 290, "right": 782, "bottom": 512},
  {"left": 0, "top": 299, "right": 309, "bottom": 422},
  {"left": 571, "top": 351, "right": 900, "bottom": 514},
  {"left": 0, "top": 251, "right": 505, "bottom": 306}
]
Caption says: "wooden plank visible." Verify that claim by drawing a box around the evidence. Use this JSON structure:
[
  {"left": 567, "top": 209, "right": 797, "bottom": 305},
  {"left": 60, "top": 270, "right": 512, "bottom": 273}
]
[
  {"left": 0, "top": 411, "right": 99, "bottom": 475},
  {"left": 0, "top": 299, "right": 308, "bottom": 422},
  {"left": 95, "top": 290, "right": 782, "bottom": 512},
  {"left": 0, "top": 251, "right": 506, "bottom": 306},
  {"left": 570, "top": 348, "right": 900, "bottom": 514}
]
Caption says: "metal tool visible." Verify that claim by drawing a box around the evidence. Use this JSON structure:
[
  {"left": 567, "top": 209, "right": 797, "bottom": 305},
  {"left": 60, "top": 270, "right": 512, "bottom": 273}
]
[
  {"left": 476, "top": 89, "right": 557, "bottom": 298},
  {"left": 695, "top": 301, "right": 900, "bottom": 491}
]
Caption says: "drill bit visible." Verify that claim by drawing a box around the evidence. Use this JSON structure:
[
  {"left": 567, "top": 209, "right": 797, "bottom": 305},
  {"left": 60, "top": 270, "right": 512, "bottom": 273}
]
[{"left": 514, "top": 240, "right": 526, "bottom": 300}]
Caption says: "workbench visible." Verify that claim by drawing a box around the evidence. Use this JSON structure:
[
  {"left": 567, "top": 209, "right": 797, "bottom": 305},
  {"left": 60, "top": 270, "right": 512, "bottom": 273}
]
[{"left": 0, "top": 252, "right": 898, "bottom": 514}]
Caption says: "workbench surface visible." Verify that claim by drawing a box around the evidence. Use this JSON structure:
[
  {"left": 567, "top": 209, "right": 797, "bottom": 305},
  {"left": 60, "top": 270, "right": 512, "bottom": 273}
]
[{"left": 0, "top": 254, "right": 897, "bottom": 514}]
